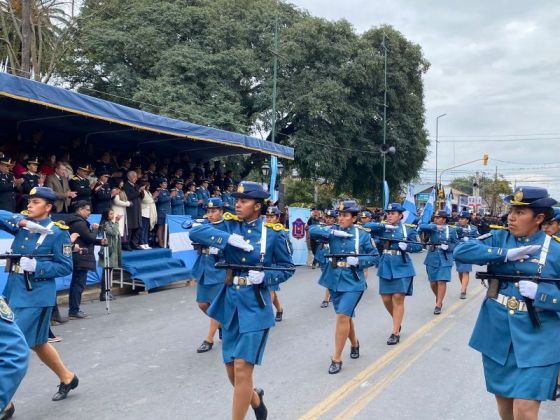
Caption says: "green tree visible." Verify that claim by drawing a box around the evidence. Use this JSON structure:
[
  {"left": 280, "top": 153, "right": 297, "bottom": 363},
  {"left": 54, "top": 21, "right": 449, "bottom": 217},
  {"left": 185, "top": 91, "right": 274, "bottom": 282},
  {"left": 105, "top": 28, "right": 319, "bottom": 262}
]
[{"left": 450, "top": 175, "right": 512, "bottom": 214}]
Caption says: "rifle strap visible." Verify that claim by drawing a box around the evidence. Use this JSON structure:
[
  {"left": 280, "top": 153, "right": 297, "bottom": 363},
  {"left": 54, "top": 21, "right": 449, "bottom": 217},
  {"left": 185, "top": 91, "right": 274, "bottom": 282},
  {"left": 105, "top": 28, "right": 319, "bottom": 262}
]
[
  {"left": 536, "top": 235, "right": 551, "bottom": 277},
  {"left": 36, "top": 222, "right": 54, "bottom": 250}
]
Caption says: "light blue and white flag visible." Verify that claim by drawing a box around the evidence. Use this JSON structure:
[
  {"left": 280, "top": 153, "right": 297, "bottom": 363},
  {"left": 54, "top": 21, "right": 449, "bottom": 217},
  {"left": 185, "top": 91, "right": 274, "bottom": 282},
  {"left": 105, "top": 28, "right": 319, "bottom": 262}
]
[
  {"left": 269, "top": 156, "right": 278, "bottom": 202},
  {"left": 383, "top": 180, "right": 390, "bottom": 210},
  {"left": 444, "top": 189, "right": 453, "bottom": 215},
  {"left": 402, "top": 185, "right": 417, "bottom": 224},
  {"left": 420, "top": 188, "right": 436, "bottom": 224}
]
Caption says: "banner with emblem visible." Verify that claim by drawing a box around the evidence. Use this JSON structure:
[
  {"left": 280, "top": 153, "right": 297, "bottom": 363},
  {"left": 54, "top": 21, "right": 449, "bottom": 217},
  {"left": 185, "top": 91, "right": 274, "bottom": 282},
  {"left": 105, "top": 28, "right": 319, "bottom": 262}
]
[{"left": 288, "top": 207, "right": 311, "bottom": 265}]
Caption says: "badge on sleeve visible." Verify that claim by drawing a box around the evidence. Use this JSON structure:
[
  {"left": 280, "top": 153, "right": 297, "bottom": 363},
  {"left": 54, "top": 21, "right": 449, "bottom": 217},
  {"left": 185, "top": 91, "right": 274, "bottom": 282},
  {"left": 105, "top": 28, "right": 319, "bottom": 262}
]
[
  {"left": 0, "top": 297, "right": 15, "bottom": 322},
  {"left": 286, "top": 239, "right": 293, "bottom": 255},
  {"left": 63, "top": 243, "right": 72, "bottom": 257}
]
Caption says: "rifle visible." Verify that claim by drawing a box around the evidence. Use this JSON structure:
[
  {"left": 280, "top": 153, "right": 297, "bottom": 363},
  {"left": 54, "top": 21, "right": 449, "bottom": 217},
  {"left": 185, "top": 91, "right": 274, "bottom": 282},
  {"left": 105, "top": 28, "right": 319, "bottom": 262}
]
[
  {"left": 475, "top": 272, "right": 557, "bottom": 328},
  {"left": 214, "top": 262, "right": 296, "bottom": 308},
  {"left": 0, "top": 253, "right": 55, "bottom": 291}
]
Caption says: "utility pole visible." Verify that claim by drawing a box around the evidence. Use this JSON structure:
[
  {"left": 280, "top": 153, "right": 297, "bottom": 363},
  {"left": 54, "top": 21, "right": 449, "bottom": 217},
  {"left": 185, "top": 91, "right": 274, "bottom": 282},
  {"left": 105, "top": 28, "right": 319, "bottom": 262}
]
[
  {"left": 381, "top": 31, "right": 388, "bottom": 208},
  {"left": 20, "top": 0, "right": 32, "bottom": 77}
]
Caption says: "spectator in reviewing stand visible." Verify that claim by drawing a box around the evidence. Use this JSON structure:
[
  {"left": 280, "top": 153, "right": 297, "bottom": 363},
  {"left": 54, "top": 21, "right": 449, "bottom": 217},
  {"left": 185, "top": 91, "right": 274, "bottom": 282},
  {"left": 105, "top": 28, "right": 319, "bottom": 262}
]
[
  {"left": 45, "top": 162, "right": 76, "bottom": 214},
  {"left": 98, "top": 208, "right": 121, "bottom": 301},
  {"left": 154, "top": 177, "right": 171, "bottom": 247},
  {"left": 39, "top": 154, "right": 56, "bottom": 177},
  {"left": 140, "top": 177, "right": 157, "bottom": 249},
  {"left": 123, "top": 171, "right": 145, "bottom": 250},
  {"left": 66, "top": 201, "right": 107, "bottom": 318},
  {"left": 0, "top": 157, "right": 22, "bottom": 212},
  {"left": 111, "top": 181, "right": 131, "bottom": 250}
]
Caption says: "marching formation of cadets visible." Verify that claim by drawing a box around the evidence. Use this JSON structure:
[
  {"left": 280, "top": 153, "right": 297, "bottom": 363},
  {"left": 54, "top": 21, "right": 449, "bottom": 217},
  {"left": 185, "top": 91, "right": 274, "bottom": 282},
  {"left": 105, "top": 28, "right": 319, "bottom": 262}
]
[{"left": 2, "top": 180, "right": 560, "bottom": 420}]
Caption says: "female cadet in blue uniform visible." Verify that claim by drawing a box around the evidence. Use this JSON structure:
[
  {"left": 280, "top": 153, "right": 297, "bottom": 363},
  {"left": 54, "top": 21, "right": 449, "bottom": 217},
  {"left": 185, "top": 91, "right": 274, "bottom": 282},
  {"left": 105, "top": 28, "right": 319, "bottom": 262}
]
[
  {"left": 364, "top": 203, "right": 423, "bottom": 345},
  {"left": 0, "top": 296, "right": 28, "bottom": 420},
  {"left": 170, "top": 179, "right": 185, "bottom": 215},
  {"left": 264, "top": 206, "right": 285, "bottom": 322},
  {"left": 0, "top": 187, "right": 78, "bottom": 402},
  {"left": 454, "top": 186, "right": 560, "bottom": 419},
  {"left": 189, "top": 181, "right": 294, "bottom": 420},
  {"left": 195, "top": 179, "right": 210, "bottom": 218},
  {"left": 318, "top": 209, "right": 337, "bottom": 308},
  {"left": 221, "top": 182, "right": 236, "bottom": 212},
  {"left": 193, "top": 197, "right": 227, "bottom": 354},
  {"left": 184, "top": 181, "right": 199, "bottom": 218},
  {"left": 455, "top": 211, "right": 479, "bottom": 299},
  {"left": 310, "top": 200, "right": 379, "bottom": 374},
  {"left": 154, "top": 177, "right": 171, "bottom": 248},
  {"left": 418, "top": 210, "right": 459, "bottom": 315}
]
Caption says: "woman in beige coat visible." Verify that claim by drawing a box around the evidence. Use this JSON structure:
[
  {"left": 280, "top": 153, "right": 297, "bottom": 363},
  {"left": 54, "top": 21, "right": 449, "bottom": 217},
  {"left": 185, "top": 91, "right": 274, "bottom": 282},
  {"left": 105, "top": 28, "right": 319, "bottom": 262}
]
[{"left": 111, "top": 182, "right": 131, "bottom": 250}]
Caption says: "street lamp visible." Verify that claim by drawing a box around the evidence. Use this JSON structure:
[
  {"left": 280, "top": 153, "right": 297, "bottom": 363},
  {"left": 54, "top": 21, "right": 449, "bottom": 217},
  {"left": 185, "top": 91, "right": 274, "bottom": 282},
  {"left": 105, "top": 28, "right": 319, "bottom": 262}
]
[
  {"left": 261, "top": 162, "right": 270, "bottom": 179},
  {"left": 435, "top": 113, "right": 447, "bottom": 207},
  {"left": 277, "top": 161, "right": 284, "bottom": 176}
]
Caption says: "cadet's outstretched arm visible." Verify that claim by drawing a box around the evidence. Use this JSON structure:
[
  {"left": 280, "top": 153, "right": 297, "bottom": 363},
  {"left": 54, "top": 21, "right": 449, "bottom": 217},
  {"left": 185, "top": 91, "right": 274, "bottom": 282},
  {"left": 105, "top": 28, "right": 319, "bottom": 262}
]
[
  {"left": 452, "top": 235, "right": 506, "bottom": 265},
  {"left": 0, "top": 210, "right": 23, "bottom": 234}
]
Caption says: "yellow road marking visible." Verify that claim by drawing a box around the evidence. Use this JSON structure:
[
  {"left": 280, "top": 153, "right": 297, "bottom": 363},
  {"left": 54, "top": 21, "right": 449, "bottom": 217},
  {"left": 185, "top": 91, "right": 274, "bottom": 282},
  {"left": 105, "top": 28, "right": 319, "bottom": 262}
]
[
  {"left": 334, "top": 295, "right": 480, "bottom": 419},
  {"left": 299, "top": 287, "right": 485, "bottom": 420}
]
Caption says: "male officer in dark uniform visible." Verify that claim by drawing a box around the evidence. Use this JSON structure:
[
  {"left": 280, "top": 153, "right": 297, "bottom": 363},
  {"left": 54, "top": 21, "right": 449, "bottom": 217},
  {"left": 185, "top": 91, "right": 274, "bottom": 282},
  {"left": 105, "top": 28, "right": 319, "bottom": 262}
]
[
  {"left": 0, "top": 158, "right": 21, "bottom": 212},
  {"left": 0, "top": 187, "right": 79, "bottom": 402},
  {"left": 91, "top": 169, "right": 113, "bottom": 214},
  {"left": 190, "top": 181, "right": 294, "bottom": 420},
  {"left": 69, "top": 164, "right": 94, "bottom": 206},
  {"left": 19, "top": 157, "right": 44, "bottom": 211},
  {"left": 0, "top": 296, "right": 29, "bottom": 419}
]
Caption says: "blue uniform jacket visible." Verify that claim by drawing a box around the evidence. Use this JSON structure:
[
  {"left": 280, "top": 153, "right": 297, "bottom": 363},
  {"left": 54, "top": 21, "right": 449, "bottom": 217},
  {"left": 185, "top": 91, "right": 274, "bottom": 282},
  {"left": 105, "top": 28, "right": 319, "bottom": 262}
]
[
  {"left": 191, "top": 219, "right": 227, "bottom": 286},
  {"left": 454, "top": 229, "right": 560, "bottom": 367},
  {"left": 195, "top": 187, "right": 210, "bottom": 217},
  {"left": 0, "top": 296, "right": 29, "bottom": 411},
  {"left": 184, "top": 192, "right": 198, "bottom": 218},
  {"left": 155, "top": 189, "right": 171, "bottom": 215},
  {"left": 417, "top": 223, "right": 458, "bottom": 268},
  {"left": 309, "top": 224, "right": 379, "bottom": 292},
  {"left": 221, "top": 192, "right": 236, "bottom": 211},
  {"left": 189, "top": 217, "right": 294, "bottom": 333},
  {"left": 171, "top": 190, "right": 185, "bottom": 215},
  {"left": 0, "top": 211, "right": 73, "bottom": 308},
  {"left": 364, "top": 222, "right": 423, "bottom": 279}
]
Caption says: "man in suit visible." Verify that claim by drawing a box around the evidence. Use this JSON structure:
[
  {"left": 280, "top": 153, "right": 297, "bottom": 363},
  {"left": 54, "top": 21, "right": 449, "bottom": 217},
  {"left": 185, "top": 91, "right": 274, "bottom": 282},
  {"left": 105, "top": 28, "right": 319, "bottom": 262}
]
[
  {"left": 45, "top": 162, "right": 76, "bottom": 213},
  {"left": 123, "top": 171, "right": 145, "bottom": 250}
]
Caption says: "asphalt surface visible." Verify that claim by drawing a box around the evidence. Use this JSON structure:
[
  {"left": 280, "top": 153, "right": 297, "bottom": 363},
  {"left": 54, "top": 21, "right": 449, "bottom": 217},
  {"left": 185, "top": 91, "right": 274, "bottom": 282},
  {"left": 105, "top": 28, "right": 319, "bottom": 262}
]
[{"left": 11, "top": 253, "right": 560, "bottom": 419}]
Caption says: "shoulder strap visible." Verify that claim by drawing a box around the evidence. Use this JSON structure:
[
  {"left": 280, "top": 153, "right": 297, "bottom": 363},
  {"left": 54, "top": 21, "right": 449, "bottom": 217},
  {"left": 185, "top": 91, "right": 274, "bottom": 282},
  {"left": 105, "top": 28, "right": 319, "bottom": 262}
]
[
  {"left": 535, "top": 235, "right": 552, "bottom": 278},
  {"left": 36, "top": 222, "right": 54, "bottom": 249}
]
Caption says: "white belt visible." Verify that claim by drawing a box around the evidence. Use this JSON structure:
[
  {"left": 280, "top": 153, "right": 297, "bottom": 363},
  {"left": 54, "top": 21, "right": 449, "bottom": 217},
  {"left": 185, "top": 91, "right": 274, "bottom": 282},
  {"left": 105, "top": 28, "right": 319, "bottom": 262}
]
[
  {"left": 383, "top": 250, "right": 400, "bottom": 255},
  {"left": 492, "top": 293, "right": 527, "bottom": 312},
  {"left": 232, "top": 276, "right": 252, "bottom": 286}
]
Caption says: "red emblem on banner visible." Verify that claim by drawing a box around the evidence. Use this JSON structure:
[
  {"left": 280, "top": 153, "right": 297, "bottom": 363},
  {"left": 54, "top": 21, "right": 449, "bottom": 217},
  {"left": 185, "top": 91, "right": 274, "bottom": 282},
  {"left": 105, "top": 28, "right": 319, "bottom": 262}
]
[{"left": 291, "top": 218, "right": 305, "bottom": 240}]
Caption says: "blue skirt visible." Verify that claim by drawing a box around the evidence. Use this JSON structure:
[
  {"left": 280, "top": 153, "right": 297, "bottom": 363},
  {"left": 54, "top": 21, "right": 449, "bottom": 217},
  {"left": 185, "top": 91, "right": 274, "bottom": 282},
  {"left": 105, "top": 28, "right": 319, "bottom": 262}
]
[
  {"left": 14, "top": 306, "right": 52, "bottom": 348},
  {"left": 426, "top": 265, "right": 452, "bottom": 282},
  {"left": 456, "top": 262, "right": 472, "bottom": 273},
  {"left": 379, "top": 277, "right": 413, "bottom": 296},
  {"left": 483, "top": 349, "right": 560, "bottom": 401},
  {"left": 330, "top": 290, "right": 364, "bottom": 317},
  {"left": 196, "top": 283, "right": 223, "bottom": 304},
  {"left": 222, "top": 312, "right": 269, "bottom": 365},
  {"left": 269, "top": 283, "right": 280, "bottom": 292}
]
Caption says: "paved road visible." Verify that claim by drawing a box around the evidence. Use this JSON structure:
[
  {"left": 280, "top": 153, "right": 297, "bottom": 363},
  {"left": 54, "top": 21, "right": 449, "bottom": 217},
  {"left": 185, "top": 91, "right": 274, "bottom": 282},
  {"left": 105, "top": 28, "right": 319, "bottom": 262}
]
[{"left": 12, "top": 254, "right": 559, "bottom": 419}]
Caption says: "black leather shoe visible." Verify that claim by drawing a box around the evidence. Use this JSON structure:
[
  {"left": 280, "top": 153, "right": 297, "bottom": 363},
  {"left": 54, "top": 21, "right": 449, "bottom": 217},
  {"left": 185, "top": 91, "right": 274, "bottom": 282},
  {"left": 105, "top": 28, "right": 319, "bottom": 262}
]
[
  {"left": 275, "top": 310, "right": 283, "bottom": 322},
  {"left": 253, "top": 388, "right": 267, "bottom": 420},
  {"left": 460, "top": 292, "right": 467, "bottom": 299},
  {"left": 52, "top": 375, "right": 79, "bottom": 401},
  {"left": 555, "top": 384, "right": 560, "bottom": 399},
  {"left": 99, "top": 292, "right": 116, "bottom": 302},
  {"left": 0, "top": 402, "right": 14, "bottom": 420},
  {"left": 329, "top": 359, "right": 343, "bottom": 374},
  {"left": 196, "top": 340, "right": 213, "bottom": 353},
  {"left": 434, "top": 306, "right": 442, "bottom": 315},
  {"left": 68, "top": 311, "right": 90, "bottom": 319},
  {"left": 350, "top": 341, "right": 360, "bottom": 359},
  {"left": 320, "top": 300, "right": 329, "bottom": 308},
  {"left": 387, "top": 334, "right": 400, "bottom": 345}
]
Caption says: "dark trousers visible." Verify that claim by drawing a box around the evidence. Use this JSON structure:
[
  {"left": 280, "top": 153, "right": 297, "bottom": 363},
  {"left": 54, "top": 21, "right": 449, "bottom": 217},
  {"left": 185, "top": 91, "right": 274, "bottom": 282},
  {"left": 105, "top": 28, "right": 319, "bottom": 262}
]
[
  {"left": 141, "top": 217, "right": 150, "bottom": 245},
  {"left": 128, "top": 227, "right": 141, "bottom": 248},
  {"left": 69, "top": 268, "right": 89, "bottom": 314},
  {"left": 310, "top": 240, "right": 320, "bottom": 265}
]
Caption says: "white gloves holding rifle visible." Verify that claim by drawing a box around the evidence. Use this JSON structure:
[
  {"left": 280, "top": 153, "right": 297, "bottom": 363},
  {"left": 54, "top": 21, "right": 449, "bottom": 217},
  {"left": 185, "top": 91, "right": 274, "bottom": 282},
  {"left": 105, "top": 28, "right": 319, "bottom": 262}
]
[
  {"left": 227, "top": 234, "right": 253, "bottom": 252},
  {"left": 248, "top": 270, "right": 265, "bottom": 285},
  {"left": 519, "top": 280, "right": 538, "bottom": 300},
  {"left": 346, "top": 256, "right": 359, "bottom": 266},
  {"left": 20, "top": 257, "right": 37, "bottom": 273}
]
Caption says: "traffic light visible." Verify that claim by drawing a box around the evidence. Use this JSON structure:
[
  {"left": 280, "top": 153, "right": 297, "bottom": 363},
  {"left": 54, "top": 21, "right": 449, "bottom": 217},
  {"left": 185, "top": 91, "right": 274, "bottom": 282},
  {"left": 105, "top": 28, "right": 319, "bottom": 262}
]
[{"left": 482, "top": 154, "right": 489, "bottom": 166}]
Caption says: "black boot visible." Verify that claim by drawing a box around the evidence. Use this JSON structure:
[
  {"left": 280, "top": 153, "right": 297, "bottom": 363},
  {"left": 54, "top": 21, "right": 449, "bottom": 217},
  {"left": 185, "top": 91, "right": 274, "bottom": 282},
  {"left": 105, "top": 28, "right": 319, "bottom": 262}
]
[
  {"left": 253, "top": 388, "right": 267, "bottom": 420},
  {"left": 0, "top": 402, "right": 14, "bottom": 420},
  {"left": 52, "top": 375, "right": 79, "bottom": 401}
]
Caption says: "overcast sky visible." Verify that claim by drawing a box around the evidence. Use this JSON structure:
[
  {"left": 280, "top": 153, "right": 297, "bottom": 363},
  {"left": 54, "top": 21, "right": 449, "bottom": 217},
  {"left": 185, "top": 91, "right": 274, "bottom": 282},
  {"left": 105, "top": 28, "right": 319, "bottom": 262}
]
[{"left": 290, "top": 0, "right": 560, "bottom": 198}]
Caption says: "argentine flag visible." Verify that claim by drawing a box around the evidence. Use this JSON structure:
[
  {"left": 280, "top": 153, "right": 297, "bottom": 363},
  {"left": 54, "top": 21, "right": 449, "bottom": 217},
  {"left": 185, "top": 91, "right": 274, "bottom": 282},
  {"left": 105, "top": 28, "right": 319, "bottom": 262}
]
[
  {"left": 444, "top": 190, "right": 453, "bottom": 215},
  {"left": 420, "top": 188, "right": 436, "bottom": 224},
  {"left": 402, "top": 185, "right": 417, "bottom": 224}
]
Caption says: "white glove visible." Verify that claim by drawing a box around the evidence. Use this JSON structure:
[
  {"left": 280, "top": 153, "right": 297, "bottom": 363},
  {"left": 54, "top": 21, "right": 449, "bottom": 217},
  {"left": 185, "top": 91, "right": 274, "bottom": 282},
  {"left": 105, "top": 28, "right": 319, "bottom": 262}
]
[
  {"left": 440, "top": 244, "right": 449, "bottom": 251},
  {"left": 462, "top": 237, "right": 469, "bottom": 242},
  {"left": 247, "top": 270, "right": 265, "bottom": 285},
  {"left": 398, "top": 242, "right": 408, "bottom": 251},
  {"left": 519, "top": 280, "right": 538, "bottom": 300},
  {"left": 384, "top": 224, "right": 398, "bottom": 231},
  {"left": 346, "top": 256, "right": 359, "bottom": 266},
  {"left": 23, "top": 221, "right": 53, "bottom": 235},
  {"left": 332, "top": 230, "right": 353, "bottom": 238},
  {"left": 20, "top": 257, "right": 37, "bottom": 273},
  {"left": 209, "top": 247, "right": 220, "bottom": 255},
  {"left": 227, "top": 234, "right": 254, "bottom": 252},
  {"left": 505, "top": 245, "right": 541, "bottom": 262}
]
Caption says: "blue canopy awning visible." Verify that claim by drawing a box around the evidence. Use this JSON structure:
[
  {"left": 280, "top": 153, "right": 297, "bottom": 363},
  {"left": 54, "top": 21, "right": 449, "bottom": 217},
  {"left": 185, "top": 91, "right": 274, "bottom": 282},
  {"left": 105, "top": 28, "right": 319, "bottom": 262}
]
[{"left": 0, "top": 72, "right": 294, "bottom": 160}]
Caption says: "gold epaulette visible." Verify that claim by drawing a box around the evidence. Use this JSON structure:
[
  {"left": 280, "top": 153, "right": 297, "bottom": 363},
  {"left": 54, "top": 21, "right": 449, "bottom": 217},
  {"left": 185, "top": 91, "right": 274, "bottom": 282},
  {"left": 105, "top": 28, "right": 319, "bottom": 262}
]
[
  {"left": 552, "top": 235, "right": 560, "bottom": 244},
  {"left": 264, "top": 222, "right": 284, "bottom": 231},
  {"left": 71, "top": 176, "right": 79, "bottom": 180},
  {"left": 489, "top": 224, "right": 508, "bottom": 230},
  {"left": 356, "top": 225, "right": 371, "bottom": 233},
  {"left": 54, "top": 221, "right": 69, "bottom": 230},
  {"left": 20, "top": 210, "right": 29, "bottom": 216},
  {"left": 223, "top": 212, "right": 239, "bottom": 221},
  {"left": 405, "top": 223, "right": 416, "bottom": 228}
]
